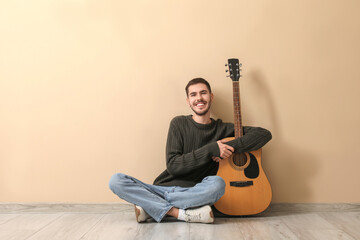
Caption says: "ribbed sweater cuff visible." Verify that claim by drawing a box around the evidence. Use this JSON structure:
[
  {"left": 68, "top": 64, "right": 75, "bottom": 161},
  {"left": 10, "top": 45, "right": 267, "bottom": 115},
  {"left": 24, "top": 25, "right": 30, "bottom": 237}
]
[{"left": 207, "top": 141, "right": 220, "bottom": 157}]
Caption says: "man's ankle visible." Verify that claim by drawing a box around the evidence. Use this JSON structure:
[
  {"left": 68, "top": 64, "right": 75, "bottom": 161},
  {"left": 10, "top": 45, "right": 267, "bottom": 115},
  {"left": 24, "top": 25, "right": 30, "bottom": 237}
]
[{"left": 166, "top": 207, "right": 179, "bottom": 218}]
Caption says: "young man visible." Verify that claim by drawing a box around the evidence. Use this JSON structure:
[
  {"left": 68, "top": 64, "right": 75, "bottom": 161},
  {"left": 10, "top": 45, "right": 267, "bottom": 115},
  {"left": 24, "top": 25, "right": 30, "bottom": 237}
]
[{"left": 109, "top": 78, "right": 272, "bottom": 223}]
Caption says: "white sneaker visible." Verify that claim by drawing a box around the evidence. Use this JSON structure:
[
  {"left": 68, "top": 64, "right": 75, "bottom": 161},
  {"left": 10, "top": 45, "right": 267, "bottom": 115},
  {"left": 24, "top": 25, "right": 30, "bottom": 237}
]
[
  {"left": 184, "top": 205, "right": 214, "bottom": 223},
  {"left": 134, "top": 205, "right": 151, "bottom": 223}
]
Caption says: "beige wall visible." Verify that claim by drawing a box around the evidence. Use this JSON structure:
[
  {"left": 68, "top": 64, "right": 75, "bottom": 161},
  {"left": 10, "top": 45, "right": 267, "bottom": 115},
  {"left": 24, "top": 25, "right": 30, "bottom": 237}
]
[{"left": 1, "top": 0, "right": 359, "bottom": 203}]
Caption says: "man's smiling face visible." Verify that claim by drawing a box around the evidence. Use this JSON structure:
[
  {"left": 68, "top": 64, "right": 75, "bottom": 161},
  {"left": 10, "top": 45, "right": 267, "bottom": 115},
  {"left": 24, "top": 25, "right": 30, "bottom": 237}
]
[{"left": 186, "top": 83, "right": 213, "bottom": 116}]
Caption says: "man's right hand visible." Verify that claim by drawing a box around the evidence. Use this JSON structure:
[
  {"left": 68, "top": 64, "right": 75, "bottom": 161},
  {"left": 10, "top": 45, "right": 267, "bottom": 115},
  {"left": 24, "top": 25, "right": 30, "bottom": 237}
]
[{"left": 216, "top": 139, "right": 235, "bottom": 159}]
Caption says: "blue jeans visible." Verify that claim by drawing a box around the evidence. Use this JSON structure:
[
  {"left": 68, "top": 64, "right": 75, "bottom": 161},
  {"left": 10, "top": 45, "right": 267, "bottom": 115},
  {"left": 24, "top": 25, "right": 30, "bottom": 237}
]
[{"left": 109, "top": 173, "right": 225, "bottom": 222}]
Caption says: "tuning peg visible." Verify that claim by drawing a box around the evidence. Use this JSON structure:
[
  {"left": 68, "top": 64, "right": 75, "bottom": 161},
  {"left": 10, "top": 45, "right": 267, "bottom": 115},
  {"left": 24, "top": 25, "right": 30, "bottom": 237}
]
[
  {"left": 226, "top": 75, "right": 230, "bottom": 78},
  {"left": 225, "top": 70, "right": 229, "bottom": 72},
  {"left": 225, "top": 64, "right": 228, "bottom": 67}
]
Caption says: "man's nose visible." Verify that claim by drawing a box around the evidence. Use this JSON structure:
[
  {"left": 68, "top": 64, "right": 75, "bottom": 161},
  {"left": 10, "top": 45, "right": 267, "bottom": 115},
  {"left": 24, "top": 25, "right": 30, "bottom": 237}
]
[{"left": 195, "top": 96, "right": 203, "bottom": 102}]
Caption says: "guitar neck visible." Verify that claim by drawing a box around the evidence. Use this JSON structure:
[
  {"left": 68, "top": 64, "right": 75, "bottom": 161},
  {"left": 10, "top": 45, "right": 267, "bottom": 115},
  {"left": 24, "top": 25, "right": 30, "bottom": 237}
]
[{"left": 233, "top": 81, "right": 243, "bottom": 138}]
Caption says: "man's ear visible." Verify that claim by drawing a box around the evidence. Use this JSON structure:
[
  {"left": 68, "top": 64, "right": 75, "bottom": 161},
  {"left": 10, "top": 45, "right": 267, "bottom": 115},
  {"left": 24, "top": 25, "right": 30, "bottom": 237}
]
[
  {"left": 211, "top": 93, "right": 214, "bottom": 101},
  {"left": 186, "top": 97, "right": 190, "bottom": 106}
]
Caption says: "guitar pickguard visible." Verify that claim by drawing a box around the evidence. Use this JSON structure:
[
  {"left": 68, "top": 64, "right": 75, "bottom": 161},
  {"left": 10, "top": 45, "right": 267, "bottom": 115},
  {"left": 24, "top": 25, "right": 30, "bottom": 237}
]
[{"left": 244, "top": 153, "right": 260, "bottom": 179}]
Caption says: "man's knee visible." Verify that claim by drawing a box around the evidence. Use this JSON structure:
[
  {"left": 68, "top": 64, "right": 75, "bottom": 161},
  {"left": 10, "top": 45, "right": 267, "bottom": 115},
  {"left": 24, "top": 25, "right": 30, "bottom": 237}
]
[
  {"left": 203, "top": 176, "right": 226, "bottom": 196},
  {"left": 109, "top": 173, "right": 128, "bottom": 193},
  {"left": 205, "top": 176, "right": 225, "bottom": 189},
  {"left": 211, "top": 176, "right": 226, "bottom": 194}
]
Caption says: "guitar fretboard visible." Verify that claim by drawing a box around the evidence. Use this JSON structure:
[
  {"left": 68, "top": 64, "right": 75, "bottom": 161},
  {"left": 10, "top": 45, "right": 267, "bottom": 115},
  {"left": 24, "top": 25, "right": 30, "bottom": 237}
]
[{"left": 233, "top": 81, "right": 243, "bottom": 138}]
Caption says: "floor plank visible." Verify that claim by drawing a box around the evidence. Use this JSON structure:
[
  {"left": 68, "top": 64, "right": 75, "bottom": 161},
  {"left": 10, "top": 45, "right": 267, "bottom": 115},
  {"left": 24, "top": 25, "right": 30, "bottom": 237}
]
[
  {"left": 0, "top": 214, "right": 19, "bottom": 225},
  {"left": 135, "top": 220, "right": 189, "bottom": 240},
  {"left": 80, "top": 212, "right": 141, "bottom": 240},
  {"left": 278, "top": 213, "right": 356, "bottom": 240},
  {"left": 27, "top": 213, "right": 103, "bottom": 240},
  {"left": 318, "top": 212, "right": 360, "bottom": 239},
  {"left": 0, "top": 214, "right": 61, "bottom": 240},
  {"left": 236, "top": 216, "right": 299, "bottom": 240},
  {"left": 189, "top": 218, "right": 246, "bottom": 240}
]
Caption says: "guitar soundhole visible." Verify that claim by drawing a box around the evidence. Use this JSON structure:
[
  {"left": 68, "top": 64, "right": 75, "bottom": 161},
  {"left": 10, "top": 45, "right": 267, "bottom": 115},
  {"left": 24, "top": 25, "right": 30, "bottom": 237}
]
[{"left": 232, "top": 153, "right": 247, "bottom": 167}]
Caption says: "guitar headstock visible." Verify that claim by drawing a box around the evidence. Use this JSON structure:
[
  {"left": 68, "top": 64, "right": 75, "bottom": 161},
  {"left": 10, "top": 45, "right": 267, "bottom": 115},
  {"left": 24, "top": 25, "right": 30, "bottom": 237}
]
[{"left": 226, "top": 58, "right": 242, "bottom": 81}]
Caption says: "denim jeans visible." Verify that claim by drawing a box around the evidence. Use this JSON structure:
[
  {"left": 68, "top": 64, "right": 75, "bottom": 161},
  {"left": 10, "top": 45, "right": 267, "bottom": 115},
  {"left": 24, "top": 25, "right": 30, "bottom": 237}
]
[{"left": 109, "top": 173, "right": 225, "bottom": 222}]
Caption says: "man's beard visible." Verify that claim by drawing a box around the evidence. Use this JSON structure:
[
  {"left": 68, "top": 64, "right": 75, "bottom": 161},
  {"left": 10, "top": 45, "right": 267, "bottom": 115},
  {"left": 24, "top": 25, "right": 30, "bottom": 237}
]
[{"left": 190, "top": 100, "right": 212, "bottom": 116}]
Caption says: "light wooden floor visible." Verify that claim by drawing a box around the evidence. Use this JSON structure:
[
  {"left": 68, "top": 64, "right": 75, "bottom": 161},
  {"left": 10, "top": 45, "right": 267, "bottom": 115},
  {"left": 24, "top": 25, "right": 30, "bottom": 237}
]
[{"left": 0, "top": 203, "right": 359, "bottom": 240}]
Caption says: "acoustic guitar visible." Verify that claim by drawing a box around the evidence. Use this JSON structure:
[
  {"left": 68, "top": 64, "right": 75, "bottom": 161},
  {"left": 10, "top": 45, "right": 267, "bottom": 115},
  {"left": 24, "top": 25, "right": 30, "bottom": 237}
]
[{"left": 214, "top": 58, "right": 272, "bottom": 216}]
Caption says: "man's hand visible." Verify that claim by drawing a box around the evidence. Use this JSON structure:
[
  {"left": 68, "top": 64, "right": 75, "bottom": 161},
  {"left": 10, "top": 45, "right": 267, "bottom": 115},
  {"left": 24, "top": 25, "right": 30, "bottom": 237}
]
[
  {"left": 212, "top": 156, "right": 222, "bottom": 162},
  {"left": 215, "top": 139, "right": 234, "bottom": 160}
]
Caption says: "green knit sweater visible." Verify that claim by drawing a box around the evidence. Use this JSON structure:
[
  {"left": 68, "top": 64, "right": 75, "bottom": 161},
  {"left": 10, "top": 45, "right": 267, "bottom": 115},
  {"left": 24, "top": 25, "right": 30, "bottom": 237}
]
[{"left": 153, "top": 115, "right": 272, "bottom": 187}]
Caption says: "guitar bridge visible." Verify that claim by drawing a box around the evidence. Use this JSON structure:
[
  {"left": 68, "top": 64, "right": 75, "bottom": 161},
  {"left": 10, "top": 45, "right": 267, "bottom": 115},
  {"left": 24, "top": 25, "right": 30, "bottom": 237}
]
[{"left": 230, "top": 181, "right": 253, "bottom": 187}]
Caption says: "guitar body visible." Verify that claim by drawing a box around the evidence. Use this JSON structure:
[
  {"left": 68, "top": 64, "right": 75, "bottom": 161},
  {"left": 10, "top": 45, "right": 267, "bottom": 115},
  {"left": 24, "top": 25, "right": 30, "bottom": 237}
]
[
  {"left": 214, "top": 138, "right": 272, "bottom": 215},
  {"left": 214, "top": 58, "right": 272, "bottom": 216}
]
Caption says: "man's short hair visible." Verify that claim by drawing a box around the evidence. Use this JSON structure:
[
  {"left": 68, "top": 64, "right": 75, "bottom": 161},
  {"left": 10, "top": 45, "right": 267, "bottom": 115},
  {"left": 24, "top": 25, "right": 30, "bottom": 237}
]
[{"left": 185, "top": 78, "right": 212, "bottom": 96}]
